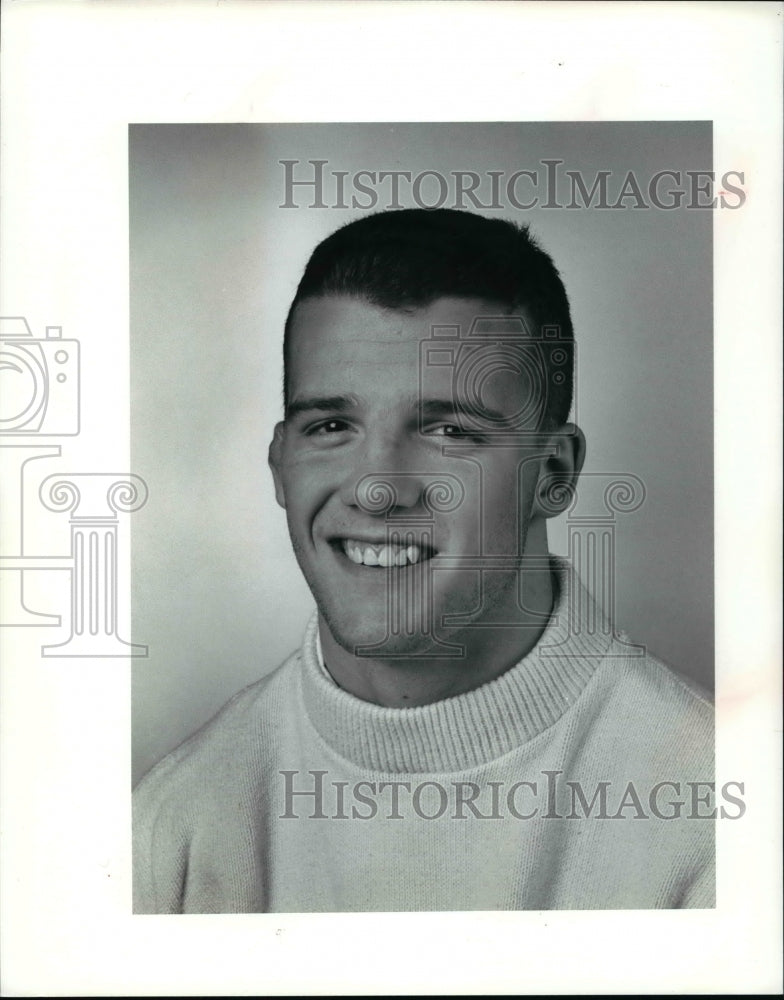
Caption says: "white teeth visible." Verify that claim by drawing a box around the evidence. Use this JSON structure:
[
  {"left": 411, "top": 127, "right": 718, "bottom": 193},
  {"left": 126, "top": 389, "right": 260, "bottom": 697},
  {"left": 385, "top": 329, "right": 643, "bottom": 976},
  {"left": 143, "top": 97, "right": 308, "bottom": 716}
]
[{"left": 341, "top": 539, "right": 428, "bottom": 567}]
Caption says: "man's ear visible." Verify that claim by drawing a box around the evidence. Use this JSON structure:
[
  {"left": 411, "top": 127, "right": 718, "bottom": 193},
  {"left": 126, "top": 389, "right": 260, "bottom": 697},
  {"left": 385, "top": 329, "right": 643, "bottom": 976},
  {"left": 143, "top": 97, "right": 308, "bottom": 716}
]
[
  {"left": 531, "top": 423, "right": 586, "bottom": 519},
  {"left": 268, "top": 422, "right": 287, "bottom": 509}
]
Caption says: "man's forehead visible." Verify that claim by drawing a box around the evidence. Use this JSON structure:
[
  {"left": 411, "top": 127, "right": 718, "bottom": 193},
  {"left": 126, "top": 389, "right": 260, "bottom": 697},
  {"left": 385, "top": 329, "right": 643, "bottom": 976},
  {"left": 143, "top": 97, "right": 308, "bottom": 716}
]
[
  {"left": 286, "top": 294, "right": 541, "bottom": 416},
  {"left": 288, "top": 294, "right": 515, "bottom": 344}
]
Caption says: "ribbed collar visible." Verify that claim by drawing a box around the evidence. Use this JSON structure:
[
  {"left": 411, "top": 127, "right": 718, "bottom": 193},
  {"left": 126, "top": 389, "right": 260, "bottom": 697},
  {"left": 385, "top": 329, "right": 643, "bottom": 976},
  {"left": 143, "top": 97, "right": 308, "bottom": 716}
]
[{"left": 299, "top": 557, "right": 613, "bottom": 773}]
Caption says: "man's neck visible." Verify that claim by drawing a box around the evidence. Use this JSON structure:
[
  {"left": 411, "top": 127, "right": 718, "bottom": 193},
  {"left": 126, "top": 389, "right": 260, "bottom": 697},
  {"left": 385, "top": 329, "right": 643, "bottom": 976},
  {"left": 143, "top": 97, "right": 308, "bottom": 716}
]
[{"left": 318, "top": 560, "right": 555, "bottom": 708}]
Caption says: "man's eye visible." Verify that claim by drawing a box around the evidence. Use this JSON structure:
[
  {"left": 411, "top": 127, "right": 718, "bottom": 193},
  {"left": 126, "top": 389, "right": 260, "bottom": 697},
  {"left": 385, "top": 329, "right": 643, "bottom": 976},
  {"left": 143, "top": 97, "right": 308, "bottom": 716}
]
[
  {"left": 423, "top": 423, "right": 489, "bottom": 445},
  {"left": 427, "top": 424, "right": 467, "bottom": 438},
  {"left": 306, "top": 419, "right": 351, "bottom": 437}
]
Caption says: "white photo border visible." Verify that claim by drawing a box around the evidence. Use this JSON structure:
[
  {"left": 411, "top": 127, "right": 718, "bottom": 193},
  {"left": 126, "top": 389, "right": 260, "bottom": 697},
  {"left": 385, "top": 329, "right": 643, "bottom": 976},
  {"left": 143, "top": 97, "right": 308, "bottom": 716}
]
[{"left": 1, "top": 1, "right": 781, "bottom": 995}]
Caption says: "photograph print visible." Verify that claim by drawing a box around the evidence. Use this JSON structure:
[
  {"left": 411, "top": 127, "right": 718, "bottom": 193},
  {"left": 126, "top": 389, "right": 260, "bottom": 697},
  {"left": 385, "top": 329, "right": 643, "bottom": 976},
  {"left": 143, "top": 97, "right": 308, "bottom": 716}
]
[{"left": 130, "top": 122, "right": 725, "bottom": 913}]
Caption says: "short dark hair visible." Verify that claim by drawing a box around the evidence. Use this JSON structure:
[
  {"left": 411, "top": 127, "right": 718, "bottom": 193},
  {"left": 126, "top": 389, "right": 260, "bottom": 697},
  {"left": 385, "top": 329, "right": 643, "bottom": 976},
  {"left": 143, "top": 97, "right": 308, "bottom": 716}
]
[{"left": 284, "top": 208, "right": 574, "bottom": 428}]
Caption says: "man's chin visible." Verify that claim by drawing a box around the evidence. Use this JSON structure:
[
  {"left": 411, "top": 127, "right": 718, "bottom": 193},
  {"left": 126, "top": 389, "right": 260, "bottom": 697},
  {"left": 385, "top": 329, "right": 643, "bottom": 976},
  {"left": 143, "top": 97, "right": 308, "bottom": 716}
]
[{"left": 318, "top": 606, "right": 465, "bottom": 662}]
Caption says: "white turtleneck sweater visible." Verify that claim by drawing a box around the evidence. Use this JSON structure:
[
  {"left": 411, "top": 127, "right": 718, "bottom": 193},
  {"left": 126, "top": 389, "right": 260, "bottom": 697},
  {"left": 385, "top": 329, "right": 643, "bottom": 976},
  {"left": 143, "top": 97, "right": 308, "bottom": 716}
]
[{"left": 133, "top": 560, "right": 715, "bottom": 913}]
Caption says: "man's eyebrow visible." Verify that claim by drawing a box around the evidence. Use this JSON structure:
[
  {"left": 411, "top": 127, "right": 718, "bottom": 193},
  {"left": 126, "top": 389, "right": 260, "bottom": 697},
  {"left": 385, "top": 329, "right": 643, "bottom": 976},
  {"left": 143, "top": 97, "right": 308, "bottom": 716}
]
[
  {"left": 420, "top": 398, "right": 510, "bottom": 425},
  {"left": 285, "top": 395, "right": 360, "bottom": 420},
  {"left": 285, "top": 395, "right": 513, "bottom": 425}
]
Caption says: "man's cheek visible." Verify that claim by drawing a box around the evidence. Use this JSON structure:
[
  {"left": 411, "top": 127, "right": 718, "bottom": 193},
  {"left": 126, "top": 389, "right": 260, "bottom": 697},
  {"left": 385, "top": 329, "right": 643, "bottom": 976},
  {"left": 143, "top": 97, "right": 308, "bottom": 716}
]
[{"left": 282, "top": 477, "right": 331, "bottom": 532}]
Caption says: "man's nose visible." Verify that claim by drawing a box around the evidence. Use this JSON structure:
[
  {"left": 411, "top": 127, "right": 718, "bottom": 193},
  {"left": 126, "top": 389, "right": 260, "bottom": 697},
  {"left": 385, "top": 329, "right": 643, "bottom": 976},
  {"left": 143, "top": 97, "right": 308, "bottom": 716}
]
[{"left": 338, "top": 436, "right": 424, "bottom": 514}]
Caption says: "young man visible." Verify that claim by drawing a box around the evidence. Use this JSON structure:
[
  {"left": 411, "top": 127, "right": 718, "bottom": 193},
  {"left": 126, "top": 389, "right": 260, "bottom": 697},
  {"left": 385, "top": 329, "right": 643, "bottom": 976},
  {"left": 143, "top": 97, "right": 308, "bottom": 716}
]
[{"left": 133, "top": 208, "right": 714, "bottom": 913}]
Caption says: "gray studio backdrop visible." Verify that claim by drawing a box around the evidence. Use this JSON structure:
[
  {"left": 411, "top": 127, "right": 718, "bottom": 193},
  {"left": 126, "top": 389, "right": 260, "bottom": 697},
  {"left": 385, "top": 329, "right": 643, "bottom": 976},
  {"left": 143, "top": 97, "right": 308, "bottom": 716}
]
[{"left": 131, "top": 123, "right": 713, "bottom": 786}]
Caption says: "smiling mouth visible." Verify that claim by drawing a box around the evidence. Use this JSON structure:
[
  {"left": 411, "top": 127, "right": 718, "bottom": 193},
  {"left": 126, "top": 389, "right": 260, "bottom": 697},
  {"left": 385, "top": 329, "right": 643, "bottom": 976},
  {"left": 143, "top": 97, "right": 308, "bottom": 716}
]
[{"left": 335, "top": 538, "right": 436, "bottom": 568}]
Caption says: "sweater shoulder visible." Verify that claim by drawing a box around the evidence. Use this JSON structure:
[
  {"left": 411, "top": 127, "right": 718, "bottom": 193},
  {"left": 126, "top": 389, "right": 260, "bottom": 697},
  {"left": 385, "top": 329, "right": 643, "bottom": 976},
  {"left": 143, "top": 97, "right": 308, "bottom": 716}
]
[
  {"left": 579, "top": 635, "right": 715, "bottom": 772},
  {"left": 133, "top": 649, "right": 300, "bottom": 806},
  {"left": 132, "top": 650, "right": 302, "bottom": 913},
  {"left": 607, "top": 637, "right": 714, "bottom": 721}
]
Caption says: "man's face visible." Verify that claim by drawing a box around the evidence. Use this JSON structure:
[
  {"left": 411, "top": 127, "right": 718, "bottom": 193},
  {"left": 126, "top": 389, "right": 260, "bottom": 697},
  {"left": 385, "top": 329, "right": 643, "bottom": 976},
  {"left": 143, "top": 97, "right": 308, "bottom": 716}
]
[{"left": 270, "top": 295, "right": 553, "bottom": 657}]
